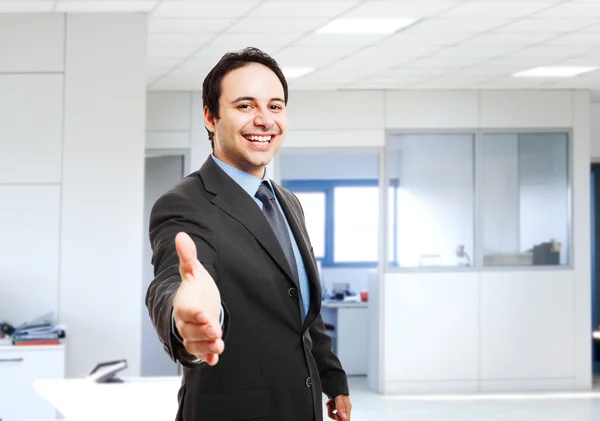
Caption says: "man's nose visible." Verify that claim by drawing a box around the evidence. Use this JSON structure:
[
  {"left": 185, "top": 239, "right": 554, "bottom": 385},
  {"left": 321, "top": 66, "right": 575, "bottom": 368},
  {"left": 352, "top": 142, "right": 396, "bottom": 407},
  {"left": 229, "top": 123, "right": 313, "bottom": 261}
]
[{"left": 254, "top": 107, "right": 274, "bottom": 129}]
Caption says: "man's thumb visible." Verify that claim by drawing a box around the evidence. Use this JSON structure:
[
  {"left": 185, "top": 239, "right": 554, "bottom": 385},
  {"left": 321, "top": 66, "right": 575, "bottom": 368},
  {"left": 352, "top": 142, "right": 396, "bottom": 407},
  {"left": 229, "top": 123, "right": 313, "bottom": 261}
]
[{"left": 176, "top": 232, "right": 198, "bottom": 281}]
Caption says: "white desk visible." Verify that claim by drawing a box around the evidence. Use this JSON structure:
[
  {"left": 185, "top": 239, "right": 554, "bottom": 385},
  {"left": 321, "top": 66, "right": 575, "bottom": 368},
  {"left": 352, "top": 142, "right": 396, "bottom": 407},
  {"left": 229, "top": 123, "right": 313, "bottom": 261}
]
[
  {"left": 0, "top": 344, "right": 65, "bottom": 421},
  {"left": 34, "top": 376, "right": 181, "bottom": 421},
  {"left": 321, "top": 301, "right": 368, "bottom": 376}
]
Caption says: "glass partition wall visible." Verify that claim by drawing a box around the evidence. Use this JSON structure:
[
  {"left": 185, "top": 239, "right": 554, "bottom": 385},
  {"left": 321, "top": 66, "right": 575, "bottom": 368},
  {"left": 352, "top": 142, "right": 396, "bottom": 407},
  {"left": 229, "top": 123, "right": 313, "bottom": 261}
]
[{"left": 385, "top": 130, "right": 571, "bottom": 271}]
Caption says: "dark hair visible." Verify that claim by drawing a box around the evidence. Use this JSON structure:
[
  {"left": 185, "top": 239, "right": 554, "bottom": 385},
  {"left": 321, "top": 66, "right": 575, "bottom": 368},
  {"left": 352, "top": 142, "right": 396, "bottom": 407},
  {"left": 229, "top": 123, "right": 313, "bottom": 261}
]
[{"left": 202, "top": 47, "right": 289, "bottom": 150}]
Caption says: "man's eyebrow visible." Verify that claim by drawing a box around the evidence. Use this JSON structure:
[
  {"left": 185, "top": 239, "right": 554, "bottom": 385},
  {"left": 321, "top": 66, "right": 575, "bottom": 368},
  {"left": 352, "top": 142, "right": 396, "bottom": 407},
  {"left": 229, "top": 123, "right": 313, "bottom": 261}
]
[
  {"left": 231, "top": 96, "right": 255, "bottom": 104},
  {"left": 230, "top": 96, "right": 285, "bottom": 104}
]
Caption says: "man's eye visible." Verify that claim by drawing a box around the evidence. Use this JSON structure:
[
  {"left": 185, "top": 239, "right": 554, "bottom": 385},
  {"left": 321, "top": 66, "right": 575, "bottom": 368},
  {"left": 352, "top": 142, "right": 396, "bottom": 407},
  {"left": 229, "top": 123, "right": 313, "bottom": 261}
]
[
  {"left": 238, "top": 104, "right": 251, "bottom": 109},
  {"left": 270, "top": 105, "right": 282, "bottom": 110}
]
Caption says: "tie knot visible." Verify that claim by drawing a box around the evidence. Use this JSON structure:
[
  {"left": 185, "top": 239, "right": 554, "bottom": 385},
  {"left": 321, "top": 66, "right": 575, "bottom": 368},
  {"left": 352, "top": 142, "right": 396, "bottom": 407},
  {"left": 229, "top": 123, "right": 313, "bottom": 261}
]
[{"left": 255, "top": 181, "right": 274, "bottom": 204}]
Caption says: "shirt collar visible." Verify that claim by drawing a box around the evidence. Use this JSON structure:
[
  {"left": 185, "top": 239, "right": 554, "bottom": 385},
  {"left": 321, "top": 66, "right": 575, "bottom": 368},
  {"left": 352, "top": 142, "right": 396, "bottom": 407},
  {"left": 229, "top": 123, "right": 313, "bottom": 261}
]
[{"left": 211, "top": 154, "right": 274, "bottom": 197}]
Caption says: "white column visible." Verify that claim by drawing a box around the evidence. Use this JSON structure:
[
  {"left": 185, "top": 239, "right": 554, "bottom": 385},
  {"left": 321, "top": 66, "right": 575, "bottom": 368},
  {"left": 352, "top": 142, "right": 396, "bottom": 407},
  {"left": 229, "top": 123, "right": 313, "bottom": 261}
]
[
  {"left": 60, "top": 13, "right": 147, "bottom": 377},
  {"left": 573, "top": 89, "right": 592, "bottom": 389}
]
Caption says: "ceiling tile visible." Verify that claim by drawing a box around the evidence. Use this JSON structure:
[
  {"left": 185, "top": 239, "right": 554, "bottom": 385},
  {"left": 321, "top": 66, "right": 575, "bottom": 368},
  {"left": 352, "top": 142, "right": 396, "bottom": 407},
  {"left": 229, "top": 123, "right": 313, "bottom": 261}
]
[
  {"left": 405, "top": 56, "right": 488, "bottom": 67},
  {"left": 207, "top": 32, "right": 300, "bottom": 48},
  {"left": 167, "top": 66, "right": 210, "bottom": 79},
  {"left": 56, "top": 1, "right": 158, "bottom": 12},
  {"left": 534, "top": 2, "right": 600, "bottom": 18},
  {"left": 147, "top": 44, "right": 199, "bottom": 58},
  {"left": 0, "top": 1, "right": 53, "bottom": 12},
  {"left": 584, "top": 23, "right": 600, "bottom": 32},
  {"left": 496, "top": 18, "right": 600, "bottom": 33},
  {"left": 378, "top": 31, "right": 473, "bottom": 46},
  {"left": 246, "top": 1, "right": 360, "bottom": 18},
  {"left": 352, "top": 44, "right": 441, "bottom": 60},
  {"left": 473, "top": 75, "right": 566, "bottom": 89},
  {"left": 381, "top": 66, "right": 456, "bottom": 78},
  {"left": 434, "top": 44, "right": 523, "bottom": 58},
  {"left": 551, "top": 55, "right": 600, "bottom": 67},
  {"left": 440, "top": 2, "right": 556, "bottom": 18},
  {"left": 152, "top": 1, "right": 260, "bottom": 18},
  {"left": 148, "top": 18, "right": 235, "bottom": 33},
  {"left": 273, "top": 45, "right": 364, "bottom": 68},
  {"left": 544, "top": 33, "right": 600, "bottom": 46},
  {"left": 342, "top": 1, "right": 460, "bottom": 18},
  {"left": 462, "top": 33, "right": 557, "bottom": 46},
  {"left": 509, "top": 45, "right": 598, "bottom": 58},
  {"left": 147, "top": 57, "right": 183, "bottom": 69},
  {"left": 148, "top": 33, "right": 215, "bottom": 47},
  {"left": 330, "top": 56, "right": 409, "bottom": 72},
  {"left": 293, "top": 33, "right": 388, "bottom": 46},
  {"left": 476, "top": 55, "right": 563, "bottom": 68},
  {"left": 227, "top": 17, "right": 330, "bottom": 34},
  {"left": 183, "top": 47, "right": 239, "bottom": 68},
  {"left": 404, "top": 18, "right": 513, "bottom": 34}
]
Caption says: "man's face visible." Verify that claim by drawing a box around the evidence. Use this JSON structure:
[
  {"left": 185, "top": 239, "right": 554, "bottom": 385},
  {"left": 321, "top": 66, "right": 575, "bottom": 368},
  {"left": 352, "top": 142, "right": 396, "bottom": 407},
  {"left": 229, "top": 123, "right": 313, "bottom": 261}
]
[{"left": 205, "top": 62, "right": 287, "bottom": 178}]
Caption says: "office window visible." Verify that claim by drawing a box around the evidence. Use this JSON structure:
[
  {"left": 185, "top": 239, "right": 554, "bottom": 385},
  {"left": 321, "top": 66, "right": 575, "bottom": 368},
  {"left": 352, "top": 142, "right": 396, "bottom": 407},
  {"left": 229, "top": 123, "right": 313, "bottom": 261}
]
[
  {"left": 282, "top": 180, "right": 384, "bottom": 267},
  {"left": 482, "top": 132, "right": 569, "bottom": 267},
  {"left": 294, "top": 192, "right": 326, "bottom": 258},
  {"left": 387, "top": 133, "right": 475, "bottom": 268},
  {"left": 333, "top": 186, "right": 379, "bottom": 262}
]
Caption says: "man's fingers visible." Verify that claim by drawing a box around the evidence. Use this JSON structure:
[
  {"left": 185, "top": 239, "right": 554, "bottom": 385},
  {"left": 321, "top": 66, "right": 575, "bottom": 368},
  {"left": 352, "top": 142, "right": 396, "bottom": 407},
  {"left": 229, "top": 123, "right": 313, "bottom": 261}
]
[
  {"left": 176, "top": 232, "right": 198, "bottom": 280},
  {"left": 183, "top": 338, "right": 225, "bottom": 360},
  {"left": 326, "top": 404, "right": 337, "bottom": 420},
  {"left": 175, "top": 309, "right": 215, "bottom": 326},
  {"left": 334, "top": 397, "right": 351, "bottom": 421},
  {"left": 177, "top": 319, "right": 222, "bottom": 341},
  {"left": 204, "top": 353, "right": 219, "bottom": 366}
]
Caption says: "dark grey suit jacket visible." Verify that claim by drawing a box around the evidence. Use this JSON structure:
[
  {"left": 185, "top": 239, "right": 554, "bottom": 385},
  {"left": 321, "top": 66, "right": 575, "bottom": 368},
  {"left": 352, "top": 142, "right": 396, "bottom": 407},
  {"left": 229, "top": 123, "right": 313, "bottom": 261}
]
[{"left": 146, "top": 156, "right": 349, "bottom": 421}]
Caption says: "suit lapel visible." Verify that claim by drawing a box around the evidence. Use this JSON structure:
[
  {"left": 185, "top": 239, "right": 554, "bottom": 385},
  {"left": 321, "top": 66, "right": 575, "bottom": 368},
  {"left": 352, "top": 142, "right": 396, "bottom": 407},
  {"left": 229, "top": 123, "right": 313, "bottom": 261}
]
[
  {"left": 272, "top": 183, "right": 322, "bottom": 330},
  {"left": 199, "top": 157, "right": 299, "bottom": 289}
]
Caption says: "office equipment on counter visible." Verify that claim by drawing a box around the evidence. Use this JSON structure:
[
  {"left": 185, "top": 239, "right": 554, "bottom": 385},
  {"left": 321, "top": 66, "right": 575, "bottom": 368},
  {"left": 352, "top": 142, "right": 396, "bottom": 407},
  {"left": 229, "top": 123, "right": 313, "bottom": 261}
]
[
  {"left": 87, "top": 359, "right": 128, "bottom": 383},
  {"left": 11, "top": 312, "right": 66, "bottom": 346}
]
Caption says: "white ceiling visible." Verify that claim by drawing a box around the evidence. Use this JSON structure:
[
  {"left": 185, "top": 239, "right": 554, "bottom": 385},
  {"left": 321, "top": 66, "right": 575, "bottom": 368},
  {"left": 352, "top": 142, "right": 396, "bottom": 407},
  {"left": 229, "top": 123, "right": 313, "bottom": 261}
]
[{"left": 3, "top": 0, "right": 600, "bottom": 94}]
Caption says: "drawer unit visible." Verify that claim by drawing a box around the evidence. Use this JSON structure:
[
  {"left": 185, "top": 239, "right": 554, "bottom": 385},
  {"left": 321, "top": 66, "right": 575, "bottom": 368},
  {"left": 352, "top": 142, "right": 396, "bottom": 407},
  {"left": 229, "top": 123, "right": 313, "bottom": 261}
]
[{"left": 0, "top": 345, "right": 65, "bottom": 421}]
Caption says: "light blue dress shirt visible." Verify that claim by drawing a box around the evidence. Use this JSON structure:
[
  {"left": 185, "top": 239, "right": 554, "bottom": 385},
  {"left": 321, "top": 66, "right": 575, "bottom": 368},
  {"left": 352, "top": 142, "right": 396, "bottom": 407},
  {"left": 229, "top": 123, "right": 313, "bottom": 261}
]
[{"left": 211, "top": 154, "right": 311, "bottom": 318}]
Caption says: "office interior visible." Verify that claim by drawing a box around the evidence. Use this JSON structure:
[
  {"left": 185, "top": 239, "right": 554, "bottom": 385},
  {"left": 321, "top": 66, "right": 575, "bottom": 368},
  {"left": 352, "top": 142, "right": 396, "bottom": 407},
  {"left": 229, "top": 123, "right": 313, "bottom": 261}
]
[{"left": 2, "top": 1, "right": 600, "bottom": 420}]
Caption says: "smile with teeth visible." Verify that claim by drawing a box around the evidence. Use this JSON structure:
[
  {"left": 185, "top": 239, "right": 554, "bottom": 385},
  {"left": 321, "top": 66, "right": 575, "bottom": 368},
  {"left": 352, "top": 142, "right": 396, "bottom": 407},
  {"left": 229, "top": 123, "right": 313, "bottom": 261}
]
[{"left": 244, "top": 134, "right": 273, "bottom": 143}]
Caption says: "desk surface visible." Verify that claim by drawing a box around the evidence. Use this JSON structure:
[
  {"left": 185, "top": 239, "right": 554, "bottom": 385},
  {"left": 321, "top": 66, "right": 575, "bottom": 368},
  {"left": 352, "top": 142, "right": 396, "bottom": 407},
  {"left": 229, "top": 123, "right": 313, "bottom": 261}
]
[{"left": 34, "top": 376, "right": 182, "bottom": 421}]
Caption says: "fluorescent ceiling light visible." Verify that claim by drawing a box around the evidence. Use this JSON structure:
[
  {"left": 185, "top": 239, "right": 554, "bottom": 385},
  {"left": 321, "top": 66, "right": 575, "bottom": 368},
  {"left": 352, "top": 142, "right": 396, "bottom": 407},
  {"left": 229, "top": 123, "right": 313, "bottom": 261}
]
[
  {"left": 316, "top": 18, "right": 420, "bottom": 35},
  {"left": 282, "top": 67, "right": 315, "bottom": 79},
  {"left": 513, "top": 66, "right": 599, "bottom": 78}
]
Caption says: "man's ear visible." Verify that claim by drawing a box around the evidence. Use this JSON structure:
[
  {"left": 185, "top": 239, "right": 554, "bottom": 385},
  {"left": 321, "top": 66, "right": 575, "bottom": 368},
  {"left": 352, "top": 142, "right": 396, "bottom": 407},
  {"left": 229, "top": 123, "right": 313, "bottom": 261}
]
[{"left": 204, "top": 106, "right": 216, "bottom": 133}]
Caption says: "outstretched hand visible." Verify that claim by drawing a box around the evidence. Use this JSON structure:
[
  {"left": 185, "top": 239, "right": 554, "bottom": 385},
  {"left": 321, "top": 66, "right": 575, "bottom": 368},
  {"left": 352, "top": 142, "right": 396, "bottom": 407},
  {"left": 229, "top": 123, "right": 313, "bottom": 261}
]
[{"left": 172, "top": 232, "right": 223, "bottom": 365}]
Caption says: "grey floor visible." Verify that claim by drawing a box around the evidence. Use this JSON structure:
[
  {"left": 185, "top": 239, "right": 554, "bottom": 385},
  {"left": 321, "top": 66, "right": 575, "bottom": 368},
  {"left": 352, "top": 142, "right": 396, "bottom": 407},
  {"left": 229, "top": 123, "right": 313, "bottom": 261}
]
[{"left": 327, "top": 376, "right": 600, "bottom": 421}]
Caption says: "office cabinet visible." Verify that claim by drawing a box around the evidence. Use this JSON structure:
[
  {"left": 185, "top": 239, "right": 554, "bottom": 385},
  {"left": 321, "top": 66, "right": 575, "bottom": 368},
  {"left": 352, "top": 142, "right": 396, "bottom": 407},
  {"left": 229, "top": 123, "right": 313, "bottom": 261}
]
[
  {"left": 0, "top": 345, "right": 65, "bottom": 421},
  {"left": 321, "top": 302, "right": 368, "bottom": 376}
]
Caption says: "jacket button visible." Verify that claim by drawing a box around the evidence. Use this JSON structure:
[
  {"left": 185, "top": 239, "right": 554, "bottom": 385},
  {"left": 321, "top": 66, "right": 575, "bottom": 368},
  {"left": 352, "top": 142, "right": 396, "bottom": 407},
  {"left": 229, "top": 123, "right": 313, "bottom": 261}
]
[
  {"left": 306, "top": 376, "right": 312, "bottom": 388},
  {"left": 288, "top": 288, "right": 298, "bottom": 298}
]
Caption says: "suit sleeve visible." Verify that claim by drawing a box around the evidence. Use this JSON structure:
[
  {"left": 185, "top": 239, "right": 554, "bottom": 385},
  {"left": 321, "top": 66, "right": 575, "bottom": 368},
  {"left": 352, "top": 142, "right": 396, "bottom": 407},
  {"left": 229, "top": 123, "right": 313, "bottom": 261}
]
[
  {"left": 290, "top": 191, "right": 350, "bottom": 398},
  {"left": 145, "top": 190, "right": 230, "bottom": 368},
  {"left": 308, "top": 315, "right": 350, "bottom": 398}
]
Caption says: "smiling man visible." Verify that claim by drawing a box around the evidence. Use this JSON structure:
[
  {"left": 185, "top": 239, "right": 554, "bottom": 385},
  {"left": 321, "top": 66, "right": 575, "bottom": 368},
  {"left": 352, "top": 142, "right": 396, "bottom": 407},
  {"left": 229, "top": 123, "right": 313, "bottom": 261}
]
[{"left": 146, "top": 47, "right": 352, "bottom": 421}]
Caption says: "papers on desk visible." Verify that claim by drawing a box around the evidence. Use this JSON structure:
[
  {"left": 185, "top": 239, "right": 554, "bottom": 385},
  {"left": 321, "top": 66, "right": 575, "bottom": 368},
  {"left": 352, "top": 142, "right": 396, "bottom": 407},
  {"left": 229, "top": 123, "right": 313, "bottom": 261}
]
[{"left": 12, "top": 312, "right": 67, "bottom": 345}]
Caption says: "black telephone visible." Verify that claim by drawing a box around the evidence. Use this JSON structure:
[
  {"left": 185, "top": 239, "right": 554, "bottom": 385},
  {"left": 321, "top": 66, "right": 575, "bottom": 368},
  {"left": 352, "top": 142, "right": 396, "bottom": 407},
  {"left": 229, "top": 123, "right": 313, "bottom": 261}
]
[{"left": 87, "top": 359, "right": 128, "bottom": 383}]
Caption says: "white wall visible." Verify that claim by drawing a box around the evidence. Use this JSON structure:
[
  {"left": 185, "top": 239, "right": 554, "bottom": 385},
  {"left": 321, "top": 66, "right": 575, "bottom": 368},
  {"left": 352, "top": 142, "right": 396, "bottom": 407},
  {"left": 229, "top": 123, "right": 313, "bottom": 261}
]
[
  {"left": 591, "top": 103, "right": 600, "bottom": 160},
  {"left": 148, "top": 89, "right": 592, "bottom": 394},
  {"left": 0, "top": 13, "right": 146, "bottom": 378}
]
